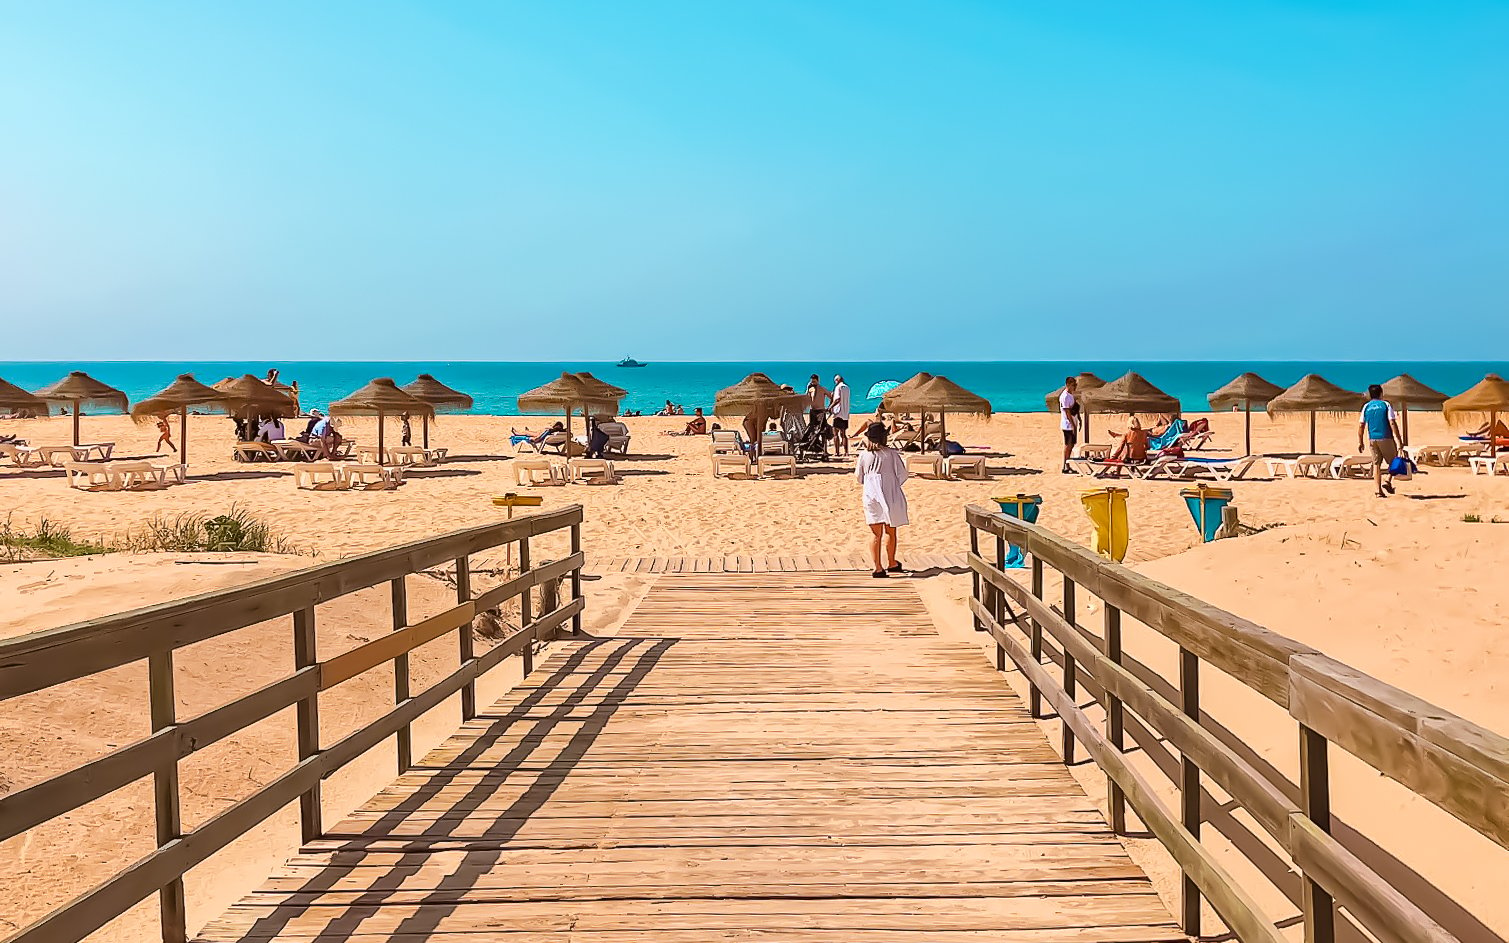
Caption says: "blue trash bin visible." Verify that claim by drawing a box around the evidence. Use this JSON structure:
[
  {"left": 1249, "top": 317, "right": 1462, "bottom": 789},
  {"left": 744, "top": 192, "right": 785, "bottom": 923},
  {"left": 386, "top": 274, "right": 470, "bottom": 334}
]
[
  {"left": 1181, "top": 485, "right": 1233, "bottom": 543},
  {"left": 992, "top": 493, "right": 1043, "bottom": 568}
]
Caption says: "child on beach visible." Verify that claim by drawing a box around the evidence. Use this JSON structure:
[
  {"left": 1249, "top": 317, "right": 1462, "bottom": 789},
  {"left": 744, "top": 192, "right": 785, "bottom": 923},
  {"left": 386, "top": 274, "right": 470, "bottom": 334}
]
[
  {"left": 855, "top": 421, "right": 908, "bottom": 578},
  {"left": 155, "top": 415, "right": 176, "bottom": 453}
]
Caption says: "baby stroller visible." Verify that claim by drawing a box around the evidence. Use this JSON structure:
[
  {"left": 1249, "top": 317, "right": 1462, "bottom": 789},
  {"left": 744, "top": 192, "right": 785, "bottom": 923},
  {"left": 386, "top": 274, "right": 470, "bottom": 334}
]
[{"left": 782, "top": 411, "right": 830, "bottom": 462}]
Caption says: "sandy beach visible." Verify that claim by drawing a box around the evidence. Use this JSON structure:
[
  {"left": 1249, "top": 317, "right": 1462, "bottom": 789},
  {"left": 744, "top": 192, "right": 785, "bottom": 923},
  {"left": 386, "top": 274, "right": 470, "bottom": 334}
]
[{"left": 3, "top": 406, "right": 1507, "bottom": 941}]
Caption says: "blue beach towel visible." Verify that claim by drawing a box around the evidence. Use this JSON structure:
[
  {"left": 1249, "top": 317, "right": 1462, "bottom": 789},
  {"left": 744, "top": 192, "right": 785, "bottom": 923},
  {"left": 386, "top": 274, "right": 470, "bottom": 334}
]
[{"left": 1148, "top": 419, "right": 1187, "bottom": 451}]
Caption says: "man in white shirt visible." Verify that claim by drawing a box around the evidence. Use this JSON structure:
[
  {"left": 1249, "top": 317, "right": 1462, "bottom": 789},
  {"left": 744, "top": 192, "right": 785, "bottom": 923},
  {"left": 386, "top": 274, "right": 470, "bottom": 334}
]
[
  {"left": 1059, "top": 376, "right": 1081, "bottom": 473},
  {"left": 830, "top": 374, "right": 852, "bottom": 457}
]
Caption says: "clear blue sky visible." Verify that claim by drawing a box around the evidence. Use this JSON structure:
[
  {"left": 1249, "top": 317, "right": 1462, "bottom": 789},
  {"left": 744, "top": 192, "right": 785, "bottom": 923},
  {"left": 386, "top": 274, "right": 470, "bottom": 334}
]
[{"left": 3, "top": 2, "right": 1506, "bottom": 361}]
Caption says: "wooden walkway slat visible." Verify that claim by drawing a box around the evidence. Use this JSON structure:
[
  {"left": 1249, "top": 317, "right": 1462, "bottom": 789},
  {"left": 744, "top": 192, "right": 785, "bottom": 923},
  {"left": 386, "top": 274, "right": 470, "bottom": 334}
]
[{"left": 195, "top": 572, "right": 1179, "bottom": 943}]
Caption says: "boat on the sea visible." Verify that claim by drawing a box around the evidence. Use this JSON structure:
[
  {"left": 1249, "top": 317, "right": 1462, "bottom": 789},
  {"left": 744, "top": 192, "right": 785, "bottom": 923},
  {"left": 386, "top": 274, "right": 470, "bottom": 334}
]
[{"left": 616, "top": 356, "right": 648, "bottom": 368}]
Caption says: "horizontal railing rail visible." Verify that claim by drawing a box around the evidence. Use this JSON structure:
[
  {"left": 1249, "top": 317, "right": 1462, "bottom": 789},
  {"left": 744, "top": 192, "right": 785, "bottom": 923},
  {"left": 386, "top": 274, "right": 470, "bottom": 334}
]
[
  {"left": 0, "top": 504, "right": 587, "bottom": 943},
  {"left": 966, "top": 504, "right": 1507, "bottom": 943}
]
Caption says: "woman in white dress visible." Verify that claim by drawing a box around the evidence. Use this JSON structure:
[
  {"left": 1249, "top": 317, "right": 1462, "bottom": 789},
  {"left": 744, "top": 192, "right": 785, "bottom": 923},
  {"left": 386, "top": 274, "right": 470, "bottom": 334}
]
[{"left": 855, "top": 421, "right": 909, "bottom": 578}]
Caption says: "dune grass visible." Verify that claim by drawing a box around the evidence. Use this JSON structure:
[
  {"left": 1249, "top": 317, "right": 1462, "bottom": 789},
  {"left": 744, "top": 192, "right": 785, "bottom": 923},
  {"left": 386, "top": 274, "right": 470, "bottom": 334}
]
[
  {"left": 0, "top": 516, "right": 113, "bottom": 562},
  {"left": 1, "top": 506, "right": 298, "bottom": 561}
]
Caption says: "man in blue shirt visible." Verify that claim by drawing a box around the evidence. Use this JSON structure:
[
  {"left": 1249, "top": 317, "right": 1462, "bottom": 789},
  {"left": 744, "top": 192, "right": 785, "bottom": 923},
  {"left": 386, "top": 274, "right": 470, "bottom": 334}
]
[{"left": 1358, "top": 384, "right": 1405, "bottom": 498}]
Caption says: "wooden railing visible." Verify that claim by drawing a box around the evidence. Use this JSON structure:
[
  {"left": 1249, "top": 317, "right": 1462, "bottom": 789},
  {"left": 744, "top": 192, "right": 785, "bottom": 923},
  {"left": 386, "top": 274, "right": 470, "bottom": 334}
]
[
  {"left": 966, "top": 504, "right": 1507, "bottom": 943},
  {"left": 0, "top": 505, "right": 586, "bottom": 943}
]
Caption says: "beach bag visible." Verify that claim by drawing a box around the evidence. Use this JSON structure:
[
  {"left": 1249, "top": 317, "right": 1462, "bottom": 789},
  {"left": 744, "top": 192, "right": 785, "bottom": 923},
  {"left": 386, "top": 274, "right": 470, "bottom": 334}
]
[
  {"left": 943, "top": 440, "right": 965, "bottom": 456},
  {"left": 1389, "top": 455, "right": 1414, "bottom": 480}
]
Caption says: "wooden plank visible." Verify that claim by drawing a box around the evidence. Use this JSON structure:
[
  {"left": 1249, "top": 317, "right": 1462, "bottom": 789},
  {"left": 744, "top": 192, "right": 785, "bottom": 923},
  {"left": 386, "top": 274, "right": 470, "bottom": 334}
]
[
  {"left": 0, "top": 505, "right": 584, "bottom": 699},
  {"left": 1289, "top": 655, "right": 1509, "bottom": 851},
  {"left": 473, "top": 552, "right": 584, "bottom": 611},
  {"left": 319, "top": 600, "right": 477, "bottom": 690}
]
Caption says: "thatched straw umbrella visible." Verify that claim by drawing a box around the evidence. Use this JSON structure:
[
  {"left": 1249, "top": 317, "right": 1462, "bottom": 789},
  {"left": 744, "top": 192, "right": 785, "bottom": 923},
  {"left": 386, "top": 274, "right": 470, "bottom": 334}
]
[
  {"left": 330, "top": 378, "right": 435, "bottom": 456},
  {"left": 1442, "top": 374, "right": 1509, "bottom": 449},
  {"left": 213, "top": 375, "right": 299, "bottom": 445},
  {"left": 0, "top": 378, "right": 48, "bottom": 417},
  {"left": 1381, "top": 374, "right": 1449, "bottom": 446},
  {"left": 131, "top": 374, "right": 227, "bottom": 466},
  {"left": 518, "top": 372, "right": 621, "bottom": 444},
  {"left": 34, "top": 371, "right": 129, "bottom": 446},
  {"left": 1045, "top": 372, "right": 1107, "bottom": 439},
  {"left": 1266, "top": 374, "right": 1365, "bottom": 453},
  {"left": 1208, "top": 372, "right": 1285, "bottom": 456},
  {"left": 1080, "top": 372, "right": 1178, "bottom": 418},
  {"left": 714, "top": 373, "right": 807, "bottom": 459},
  {"left": 573, "top": 371, "right": 629, "bottom": 401},
  {"left": 883, "top": 375, "right": 992, "bottom": 452},
  {"left": 401, "top": 374, "right": 474, "bottom": 449}
]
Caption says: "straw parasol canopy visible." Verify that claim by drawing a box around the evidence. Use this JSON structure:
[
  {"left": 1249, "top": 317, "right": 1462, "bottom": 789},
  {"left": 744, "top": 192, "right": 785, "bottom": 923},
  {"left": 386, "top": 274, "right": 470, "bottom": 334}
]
[
  {"left": 401, "top": 374, "right": 474, "bottom": 448},
  {"left": 1381, "top": 374, "right": 1449, "bottom": 445},
  {"left": 1044, "top": 373, "right": 1106, "bottom": 411},
  {"left": 214, "top": 375, "right": 299, "bottom": 422},
  {"left": 518, "top": 372, "right": 622, "bottom": 443},
  {"left": 130, "top": 374, "right": 228, "bottom": 466},
  {"left": 883, "top": 375, "right": 992, "bottom": 451},
  {"left": 330, "top": 378, "right": 435, "bottom": 455},
  {"left": 884, "top": 372, "right": 935, "bottom": 414},
  {"left": 0, "top": 377, "right": 48, "bottom": 416},
  {"left": 1079, "top": 372, "right": 1178, "bottom": 417},
  {"left": 1266, "top": 374, "right": 1365, "bottom": 453},
  {"left": 1442, "top": 374, "right": 1509, "bottom": 449},
  {"left": 1208, "top": 372, "right": 1285, "bottom": 455},
  {"left": 34, "top": 371, "right": 130, "bottom": 446},
  {"left": 714, "top": 373, "right": 807, "bottom": 459},
  {"left": 1045, "top": 372, "right": 1107, "bottom": 438},
  {"left": 573, "top": 371, "right": 629, "bottom": 401}
]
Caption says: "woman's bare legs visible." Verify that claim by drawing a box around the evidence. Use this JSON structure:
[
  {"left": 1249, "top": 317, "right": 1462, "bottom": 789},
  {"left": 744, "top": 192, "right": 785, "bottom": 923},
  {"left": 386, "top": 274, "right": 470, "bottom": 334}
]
[
  {"left": 869, "top": 523, "right": 886, "bottom": 572},
  {"left": 884, "top": 525, "right": 898, "bottom": 569}
]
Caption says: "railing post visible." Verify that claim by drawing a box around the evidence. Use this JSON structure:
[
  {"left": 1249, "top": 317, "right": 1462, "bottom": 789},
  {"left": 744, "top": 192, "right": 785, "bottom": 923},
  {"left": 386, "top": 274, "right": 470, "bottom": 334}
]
[
  {"left": 292, "top": 606, "right": 322, "bottom": 843},
  {"left": 993, "top": 534, "right": 1007, "bottom": 670},
  {"left": 1179, "top": 647, "right": 1201, "bottom": 937},
  {"left": 1029, "top": 556, "right": 1044, "bottom": 718},
  {"left": 1061, "top": 577, "right": 1077, "bottom": 764},
  {"left": 969, "top": 525, "right": 982, "bottom": 634},
  {"left": 1104, "top": 604, "right": 1125, "bottom": 834},
  {"left": 520, "top": 536, "right": 534, "bottom": 676},
  {"left": 456, "top": 555, "right": 476, "bottom": 722},
  {"left": 391, "top": 577, "right": 412, "bottom": 773},
  {"left": 148, "top": 650, "right": 187, "bottom": 943},
  {"left": 570, "top": 522, "right": 583, "bottom": 634},
  {"left": 1301, "top": 724, "right": 1335, "bottom": 943}
]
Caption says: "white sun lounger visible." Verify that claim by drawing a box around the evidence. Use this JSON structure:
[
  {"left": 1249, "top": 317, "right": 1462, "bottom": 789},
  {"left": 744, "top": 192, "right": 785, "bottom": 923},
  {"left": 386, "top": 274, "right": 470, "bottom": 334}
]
[
  {"left": 944, "top": 455, "right": 988, "bottom": 479},
  {"left": 1167, "top": 455, "right": 1261, "bottom": 482},
  {"left": 1331, "top": 454, "right": 1377, "bottom": 479},
  {"left": 1469, "top": 454, "right": 1509, "bottom": 476},
  {"left": 712, "top": 453, "right": 753, "bottom": 478},
  {"left": 757, "top": 454, "right": 797, "bottom": 478}
]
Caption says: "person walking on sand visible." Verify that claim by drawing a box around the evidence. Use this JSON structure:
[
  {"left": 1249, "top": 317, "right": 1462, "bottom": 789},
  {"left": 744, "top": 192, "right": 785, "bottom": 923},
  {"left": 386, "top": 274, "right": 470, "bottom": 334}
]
[
  {"left": 1059, "top": 375, "right": 1082, "bottom": 473},
  {"left": 855, "top": 422, "right": 909, "bottom": 578},
  {"left": 1359, "top": 383, "right": 1405, "bottom": 498},
  {"left": 830, "top": 374, "right": 852, "bottom": 457},
  {"left": 155, "top": 414, "right": 176, "bottom": 453}
]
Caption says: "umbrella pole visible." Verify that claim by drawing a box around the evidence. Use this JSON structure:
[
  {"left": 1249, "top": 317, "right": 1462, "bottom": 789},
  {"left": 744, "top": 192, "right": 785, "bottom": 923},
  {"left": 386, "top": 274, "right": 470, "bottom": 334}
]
[
  {"left": 1401, "top": 401, "right": 1410, "bottom": 446},
  {"left": 423, "top": 414, "right": 430, "bottom": 449},
  {"left": 1310, "top": 412, "right": 1317, "bottom": 453},
  {"left": 378, "top": 411, "right": 385, "bottom": 459},
  {"left": 1244, "top": 401, "right": 1252, "bottom": 457},
  {"left": 181, "top": 406, "right": 189, "bottom": 468},
  {"left": 73, "top": 406, "right": 81, "bottom": 447}
]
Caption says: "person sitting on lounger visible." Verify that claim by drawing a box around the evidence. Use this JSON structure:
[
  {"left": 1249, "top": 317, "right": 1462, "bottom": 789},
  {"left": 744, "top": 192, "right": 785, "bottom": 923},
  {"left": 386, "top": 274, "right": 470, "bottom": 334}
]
[
  {"left": 683, "top": 408, "right": 707, "bottom": 435},
  {"left": 1468, "top": 419, "right": 1509, "bottom": 439},
  {"left": 1108, "top": 417, "right": 1150, "bottom": 464},
  {"left": 307, "top": 412, "right": 343, "bottom": 459},
  {"left": 257, "top": 414, "right": 286, "bottom": 443}
]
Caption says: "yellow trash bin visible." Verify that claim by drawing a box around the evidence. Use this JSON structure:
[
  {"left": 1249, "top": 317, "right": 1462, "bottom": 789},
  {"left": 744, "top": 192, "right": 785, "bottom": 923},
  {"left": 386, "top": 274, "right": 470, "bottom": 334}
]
[{"left": 1080, "top": 487, "right": 1130, "bottom": 562}]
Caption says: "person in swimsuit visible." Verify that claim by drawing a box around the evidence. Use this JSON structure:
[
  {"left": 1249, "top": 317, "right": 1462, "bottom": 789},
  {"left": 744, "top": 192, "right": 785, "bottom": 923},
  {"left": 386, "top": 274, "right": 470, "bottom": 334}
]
[{"left": 155, "top": 415, "right": 176, "bottom": 453}]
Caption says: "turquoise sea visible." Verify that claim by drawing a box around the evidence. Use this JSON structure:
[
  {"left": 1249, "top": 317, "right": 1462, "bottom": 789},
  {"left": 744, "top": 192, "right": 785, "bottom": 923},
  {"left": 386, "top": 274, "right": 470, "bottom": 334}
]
[{"left": 1, "top": 362, "right": 1504, "bottom": 416}]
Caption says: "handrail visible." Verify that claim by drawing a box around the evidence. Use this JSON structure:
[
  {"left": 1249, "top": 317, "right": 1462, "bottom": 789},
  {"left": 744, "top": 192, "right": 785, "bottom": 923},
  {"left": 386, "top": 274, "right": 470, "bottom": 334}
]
[
  {"left": 966, "top": 504, "right": 1507, "bottom": 943},
  {"left": 0, "top": 505, "right": 587, "bottom": 943}
]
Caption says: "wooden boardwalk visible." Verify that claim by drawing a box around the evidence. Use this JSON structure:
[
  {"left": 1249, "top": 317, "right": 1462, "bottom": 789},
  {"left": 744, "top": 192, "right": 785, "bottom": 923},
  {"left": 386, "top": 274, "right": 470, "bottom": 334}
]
[
  {"left": 587, "top": 552, "right": 969, "bottom": 575},
  {"left": 197, "top": 572, "right": 1180, "bottom": 943}
]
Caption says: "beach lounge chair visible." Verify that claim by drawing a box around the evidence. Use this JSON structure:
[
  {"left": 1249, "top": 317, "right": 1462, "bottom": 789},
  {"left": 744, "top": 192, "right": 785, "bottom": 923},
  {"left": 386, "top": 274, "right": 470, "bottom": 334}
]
[
  {"left": 905, "top": 454, "right": 945, "bottom": 478},
  {"left": 709, "top": 429, "right": 743, "bottom": 455},
  {"left": 597, "top": 421, "right": 631, "bottom": 456},
  {"left": 757, "top": 454, "right": 797, "bottom": 478},
  {"left": 62, "top": 460, "right": 119, "bottom": 490},
  {"left": 272, "top": 439, "right": 321, "bottom": 461},
  {"left": 39, "top": 445, "right": 86, "bottom": 466},
  {"left": 233, "top": 441, "right": 280, "bottom": 462},
  {"left": 567, "top": 458, "right": 618, "bottom": 483},
  {"left": 1167, "top": 455, "right": 1261, "bottom": 482},
  {"left": 295, "top": 462, "right": 345, "bottom": 490},
  {"left": 155, "top": 462, "right": 188, "bottom": 484},
  {"left": 0, "top": 443, "right": 44, "bottom": 467},
  {"left": 760, "top": 432, "right": 790, "bottom": 455},
  {"left": 1074, "top": 443, "right": 1114, "bottom": 461},
  {"left": 1446, "top": 441, "right": 1497, "bottom": 465},
  {"left": 1469, "top": 454, "right": 1509, "bottom": 476},
  {"left": 1265, "top": 454, "right": 1337, "bottom": 479},
  {"left": 343, "top": 463, "right": 404, "bottom": 490},
  {"left": 112, "top": 461, "right": 168, "bottom": 490},
  {"left": 944, "top": 454, "right": 988, "bottom": 479},
  {"left": 513, "top": 458, "right": 563, "bottom": 486},
  {"left": 1405, "top": 444, "right": 1453, "bottom": 467},
  {"left": 1331, "top": 454, "right": 1376, "bottom": 479},
  {"left": 711, "top": 453, "right": 753, "bottom": 478}
]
